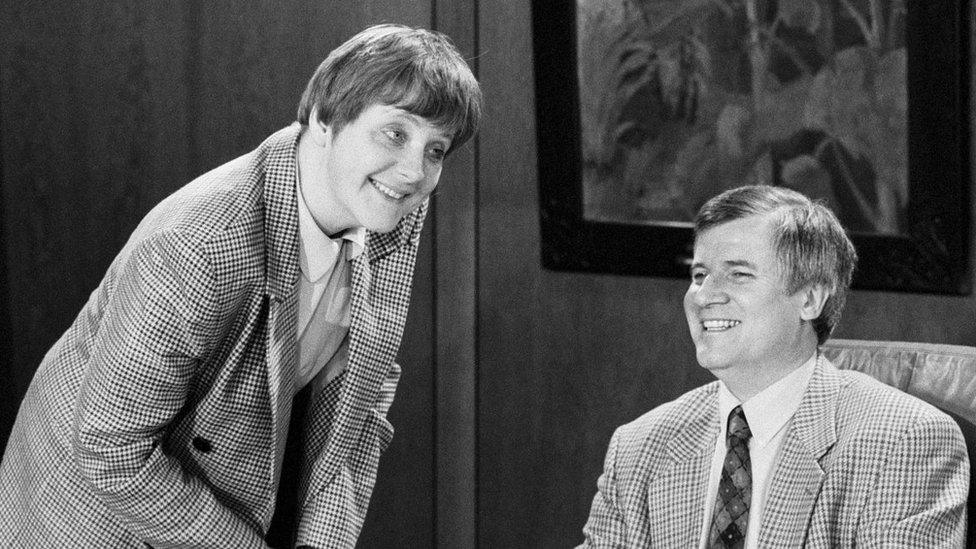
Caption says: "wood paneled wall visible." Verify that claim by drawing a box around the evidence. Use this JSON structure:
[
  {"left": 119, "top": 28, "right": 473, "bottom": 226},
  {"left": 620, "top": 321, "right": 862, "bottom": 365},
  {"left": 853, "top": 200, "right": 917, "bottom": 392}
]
[{"left": 3, "top": 2, "right": 975, "bottom": 548}]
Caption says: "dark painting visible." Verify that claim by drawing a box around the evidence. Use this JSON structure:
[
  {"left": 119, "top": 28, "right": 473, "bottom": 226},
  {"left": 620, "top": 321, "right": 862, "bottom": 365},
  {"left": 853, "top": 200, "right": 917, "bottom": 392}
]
[{"left": 533, "top": 0, "right": 971, "bottom": 294}]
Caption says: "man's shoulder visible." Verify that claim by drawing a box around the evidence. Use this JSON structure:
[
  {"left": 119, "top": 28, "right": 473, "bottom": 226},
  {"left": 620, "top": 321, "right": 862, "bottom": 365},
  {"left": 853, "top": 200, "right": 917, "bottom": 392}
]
[
  {"left": 829, "top": 366, "right": 961, "bottom": 443},
  {"left": 834, "top": 367, "right": 948, "bottom": 419},
  {"left": 613, "top": 382, "right": 719, "bottom": 450}
]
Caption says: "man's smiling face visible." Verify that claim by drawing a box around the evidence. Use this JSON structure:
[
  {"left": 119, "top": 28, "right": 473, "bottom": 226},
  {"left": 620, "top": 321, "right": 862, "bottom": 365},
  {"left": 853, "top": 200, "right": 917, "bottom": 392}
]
[{"left": 683, "top": 212, "right": 814, "bottom": 384}]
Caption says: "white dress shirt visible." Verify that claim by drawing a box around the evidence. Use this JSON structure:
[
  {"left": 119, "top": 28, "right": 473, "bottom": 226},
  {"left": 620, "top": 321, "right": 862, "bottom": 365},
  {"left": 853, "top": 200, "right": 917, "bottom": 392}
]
[
  {"left": 698, "top": 353, "right": 818, "bottom": 549},
  {"left": 295, "top": 176, "right": 365, "bottom": 389}
]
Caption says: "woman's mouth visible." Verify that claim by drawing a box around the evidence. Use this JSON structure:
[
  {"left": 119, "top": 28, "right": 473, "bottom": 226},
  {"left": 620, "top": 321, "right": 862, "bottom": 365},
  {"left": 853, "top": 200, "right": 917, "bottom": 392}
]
[{"left": 369, "top": 178, "right": 405, "bottom": 200}]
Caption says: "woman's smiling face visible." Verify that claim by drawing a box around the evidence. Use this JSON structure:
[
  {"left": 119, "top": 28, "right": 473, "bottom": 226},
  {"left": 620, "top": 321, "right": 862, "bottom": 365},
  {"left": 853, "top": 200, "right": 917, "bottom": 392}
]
[{"left": 301, "top": 103, "right": 453, "bottom": 235}]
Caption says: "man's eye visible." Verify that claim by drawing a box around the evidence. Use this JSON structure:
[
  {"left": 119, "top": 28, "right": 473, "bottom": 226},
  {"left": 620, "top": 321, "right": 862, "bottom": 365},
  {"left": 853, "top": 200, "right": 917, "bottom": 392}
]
[
  {"left": 730, "top": 271, "right": 753, "bottom": 280},
  {"left": 690, "top": 271, "right": 705, "bottom": 284}
]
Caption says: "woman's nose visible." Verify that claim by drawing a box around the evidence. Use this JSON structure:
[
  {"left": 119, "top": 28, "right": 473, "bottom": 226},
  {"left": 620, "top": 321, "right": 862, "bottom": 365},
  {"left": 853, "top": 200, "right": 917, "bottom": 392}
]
[{"left": 396, "top": 147, "right": 425, "bottom": 183}]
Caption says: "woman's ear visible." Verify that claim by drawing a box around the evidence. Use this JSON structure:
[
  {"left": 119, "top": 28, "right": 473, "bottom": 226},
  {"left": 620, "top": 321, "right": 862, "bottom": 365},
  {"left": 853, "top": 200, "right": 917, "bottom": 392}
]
[
  {"left": 308, "top": 105, "right": 334, "bottom": 146},
  {"left": 797, "top": 284, "right": 829, "bottom": 321}
]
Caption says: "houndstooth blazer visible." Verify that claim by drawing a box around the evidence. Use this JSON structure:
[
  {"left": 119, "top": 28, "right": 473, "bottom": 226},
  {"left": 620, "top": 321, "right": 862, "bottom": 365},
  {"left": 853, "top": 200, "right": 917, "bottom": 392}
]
[
  {"left": 0, "top": 124, "right": 427, "bottom": 548},
  {"left": 579, "top": 356, "right": 970, "bottom": 548}
]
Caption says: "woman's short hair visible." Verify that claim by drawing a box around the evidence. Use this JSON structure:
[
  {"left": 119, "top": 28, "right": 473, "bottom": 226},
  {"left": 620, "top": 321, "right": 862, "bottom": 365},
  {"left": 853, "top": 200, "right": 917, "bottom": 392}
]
[
  {"left": 297, "top": 24, "right": 483, "bottom": 154},
  {"left": 694, "top": 185, "right": 858, "bottom": 344}
]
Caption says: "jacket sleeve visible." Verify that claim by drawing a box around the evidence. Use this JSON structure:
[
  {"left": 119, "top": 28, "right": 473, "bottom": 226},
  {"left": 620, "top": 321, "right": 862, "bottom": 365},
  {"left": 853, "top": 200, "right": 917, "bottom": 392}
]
[
  {"left": 295, "top": 363, "right": 401, "bottom": 548},
  {"left": 71, "top": 230, "right": 270, "bottom": 548},
  {"left": 578, "top": 427, "right": 628, "bottom": 548},
  {"left": 856, "top": 411, "right": 970, "bottom": 548}
]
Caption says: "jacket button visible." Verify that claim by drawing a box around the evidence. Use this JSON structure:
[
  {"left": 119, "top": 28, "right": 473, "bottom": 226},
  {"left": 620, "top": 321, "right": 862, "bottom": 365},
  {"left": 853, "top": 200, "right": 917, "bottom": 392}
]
[{"left": 192, "top": 436, "right": 212, "bottom": 453}]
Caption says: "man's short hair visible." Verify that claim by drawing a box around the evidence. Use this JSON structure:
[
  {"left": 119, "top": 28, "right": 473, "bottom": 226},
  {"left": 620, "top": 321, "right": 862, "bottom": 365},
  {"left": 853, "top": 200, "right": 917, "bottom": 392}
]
[
  {"left": 297, "top": 24, "right": 483, "bottom": 155},
  {"left": 694, "top": 185, "right": 858, "bottom": 344}
]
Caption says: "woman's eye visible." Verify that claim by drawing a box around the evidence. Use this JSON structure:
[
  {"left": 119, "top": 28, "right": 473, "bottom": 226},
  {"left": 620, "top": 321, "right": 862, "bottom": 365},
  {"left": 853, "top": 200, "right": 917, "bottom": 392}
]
[
  {"left": 383, "top": 129, "right": 406, "bottom": 143},
  {"left": 427, "top": 147, "right": 446, "bottom": 162}
]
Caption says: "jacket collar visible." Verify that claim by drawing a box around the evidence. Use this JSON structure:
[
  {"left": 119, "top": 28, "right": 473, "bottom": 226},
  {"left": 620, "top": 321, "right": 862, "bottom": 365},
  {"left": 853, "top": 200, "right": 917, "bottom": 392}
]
[
  {"left": 256, "top": 124, "right": 430, "bottom": 520},
  {"left": 663, "top": 356, "right": 841, "bottom": 464},
  {"left": 260, "top": 124, "right": 303, "bottom": 303},
  {"left": 789, "top": 355, "right": 841, "bottom": 458},
  {"left": 652, "top": 358, "right": 844, "bottom": 547},
  {"left": 666, "top": 383, "right": 720, "bottom": 462},
  {"left": 645, "top": 384, "right": 719, "bottom": 546},
  {"left": 757, "top": 355, "right": 842, "bottom": 546},
  {"left": 365, "top": 198, "right": 429, "bottom": 263}
]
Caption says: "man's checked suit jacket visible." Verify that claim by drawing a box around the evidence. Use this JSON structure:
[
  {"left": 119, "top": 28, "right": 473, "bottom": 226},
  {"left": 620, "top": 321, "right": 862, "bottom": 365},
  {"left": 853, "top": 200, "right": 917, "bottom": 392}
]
[
  {"left": 0, "top": 124, "right": 426, "bottom": 548},
  {"left": 579, "top": 356, "right": 970, "bottom": 548}
]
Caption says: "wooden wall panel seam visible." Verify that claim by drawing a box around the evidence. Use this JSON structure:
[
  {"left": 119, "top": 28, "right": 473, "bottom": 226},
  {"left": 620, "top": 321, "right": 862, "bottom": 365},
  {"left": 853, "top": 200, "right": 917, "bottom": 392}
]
[{"left": 432, "top": 1, "right": 479, "bottom": 547}]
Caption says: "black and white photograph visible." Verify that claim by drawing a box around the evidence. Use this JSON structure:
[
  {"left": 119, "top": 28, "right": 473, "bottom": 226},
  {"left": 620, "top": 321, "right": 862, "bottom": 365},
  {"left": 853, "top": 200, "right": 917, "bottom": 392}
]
[{"left": 0, "top": 1, "right": 973, "bottom": 547}]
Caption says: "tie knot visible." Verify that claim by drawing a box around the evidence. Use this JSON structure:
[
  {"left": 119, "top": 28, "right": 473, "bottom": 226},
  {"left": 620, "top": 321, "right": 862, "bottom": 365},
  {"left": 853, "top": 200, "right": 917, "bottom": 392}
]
[{"left": 727, "top": 405, "right": 752, "bottom": 442}]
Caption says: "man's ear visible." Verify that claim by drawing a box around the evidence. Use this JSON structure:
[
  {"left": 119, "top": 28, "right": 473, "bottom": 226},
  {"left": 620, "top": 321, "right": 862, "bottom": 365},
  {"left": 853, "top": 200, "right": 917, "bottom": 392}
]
[{"left": 797, "top": 284, "right": 829, "bottom": 321}]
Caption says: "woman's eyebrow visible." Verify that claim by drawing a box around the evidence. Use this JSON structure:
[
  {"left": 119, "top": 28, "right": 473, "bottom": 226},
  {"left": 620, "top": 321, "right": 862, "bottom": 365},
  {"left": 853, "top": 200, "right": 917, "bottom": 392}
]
[{"left": 393, "top": 112, "right": 454, "bottom": 142}]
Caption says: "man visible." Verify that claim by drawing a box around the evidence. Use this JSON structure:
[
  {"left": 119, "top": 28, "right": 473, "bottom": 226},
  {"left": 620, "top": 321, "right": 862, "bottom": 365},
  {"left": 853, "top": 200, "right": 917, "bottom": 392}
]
[
  {"left": 0, "top": 24, "right": 482, "bottom": 548},
  {"left": 579, "top": 185, "right": 969, "bottom": 547}
]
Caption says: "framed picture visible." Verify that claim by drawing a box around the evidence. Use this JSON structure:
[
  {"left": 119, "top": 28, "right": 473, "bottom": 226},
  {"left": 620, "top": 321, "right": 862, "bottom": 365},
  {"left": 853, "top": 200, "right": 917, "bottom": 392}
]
[{"left": 532, "top": 0, "right": 971, "bottom": 294}]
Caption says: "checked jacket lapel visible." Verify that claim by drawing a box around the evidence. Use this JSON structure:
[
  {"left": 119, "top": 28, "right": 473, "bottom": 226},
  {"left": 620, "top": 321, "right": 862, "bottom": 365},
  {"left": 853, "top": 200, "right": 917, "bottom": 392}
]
[
  {"left": 260, "top": 126, "right": 304, "bottom": 523},
  {"left": 758, "top": 356, "right": 838, "bottom": 547},
  {"left": 255, "top": 121, "right": 429, "bottom": 537},
  {"left": 213, "top": 123, "right": 428, "bottom": 532},
  {"left": 636, "top": 358, "right": 842, "bottom": 548},
  {"left": 645, "top": 386, "right": 720, "bottom": 546},
  {"left": 301, "top": 200, "right": 428, "bottom": 508}
]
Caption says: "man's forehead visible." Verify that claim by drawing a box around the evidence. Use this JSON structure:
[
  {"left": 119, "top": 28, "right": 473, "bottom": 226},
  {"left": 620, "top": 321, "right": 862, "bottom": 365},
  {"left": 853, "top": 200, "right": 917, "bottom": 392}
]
[
  {"left": 693, "top": 215, "right": 777, "bottom": 260},
  {"left": 697, "top": 214, "right": 774, "bottom": 242}
]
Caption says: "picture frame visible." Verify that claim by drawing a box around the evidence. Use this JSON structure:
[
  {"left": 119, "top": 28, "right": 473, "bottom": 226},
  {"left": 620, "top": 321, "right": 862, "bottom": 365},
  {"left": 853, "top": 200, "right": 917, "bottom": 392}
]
[{"left": 532, "top": 0, "right": 971, "bottom": 294}]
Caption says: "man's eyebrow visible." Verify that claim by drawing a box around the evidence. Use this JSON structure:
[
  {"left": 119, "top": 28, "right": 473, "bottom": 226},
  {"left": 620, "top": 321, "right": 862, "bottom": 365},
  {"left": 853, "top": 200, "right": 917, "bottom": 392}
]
[
  {"left": 689, "top": 259, "right": 757, "bottom": 270},
  {"left": 723, "top": 259, "right": 757, "bottom": 269}
]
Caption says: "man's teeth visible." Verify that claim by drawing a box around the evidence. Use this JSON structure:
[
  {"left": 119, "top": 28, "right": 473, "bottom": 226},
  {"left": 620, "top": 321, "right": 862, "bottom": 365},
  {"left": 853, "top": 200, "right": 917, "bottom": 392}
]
[
  {"left": 702, "top": 319, "right": 740, "bottom": 331},
  {"left": 370, "top": 179, "right": 404, "bottom": 200}
]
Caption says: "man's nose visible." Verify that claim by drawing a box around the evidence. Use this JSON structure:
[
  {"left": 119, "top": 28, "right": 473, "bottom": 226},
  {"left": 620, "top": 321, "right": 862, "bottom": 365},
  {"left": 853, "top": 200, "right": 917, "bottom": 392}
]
[{"left": 693, "top": 275, "right": 729, "bottom": 306}]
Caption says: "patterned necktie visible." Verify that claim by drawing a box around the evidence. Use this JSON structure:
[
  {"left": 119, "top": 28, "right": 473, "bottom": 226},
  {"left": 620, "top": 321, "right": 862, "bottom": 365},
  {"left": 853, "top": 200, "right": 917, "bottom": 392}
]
[{"left": 709, "top": 405, "right": 753, "bottom": 548}]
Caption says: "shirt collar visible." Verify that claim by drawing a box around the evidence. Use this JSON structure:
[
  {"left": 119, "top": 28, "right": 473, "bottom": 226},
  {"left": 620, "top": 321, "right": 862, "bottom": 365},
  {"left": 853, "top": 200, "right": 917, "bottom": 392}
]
[
  {"left": 716, "top": 353, "right": 817, "bottom": 448},
  {"left": 296, "top": 176, "right": 365, "bottom": 283}
]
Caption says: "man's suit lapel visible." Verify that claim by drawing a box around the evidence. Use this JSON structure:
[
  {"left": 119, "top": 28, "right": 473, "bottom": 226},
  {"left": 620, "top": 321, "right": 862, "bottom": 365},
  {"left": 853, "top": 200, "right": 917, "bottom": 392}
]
[
  {"left": 758, "top": 356, "right": 840, "bottom": 547},
  {"left": 646, "top": 386, "right": 718, "bottom": 546}
]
